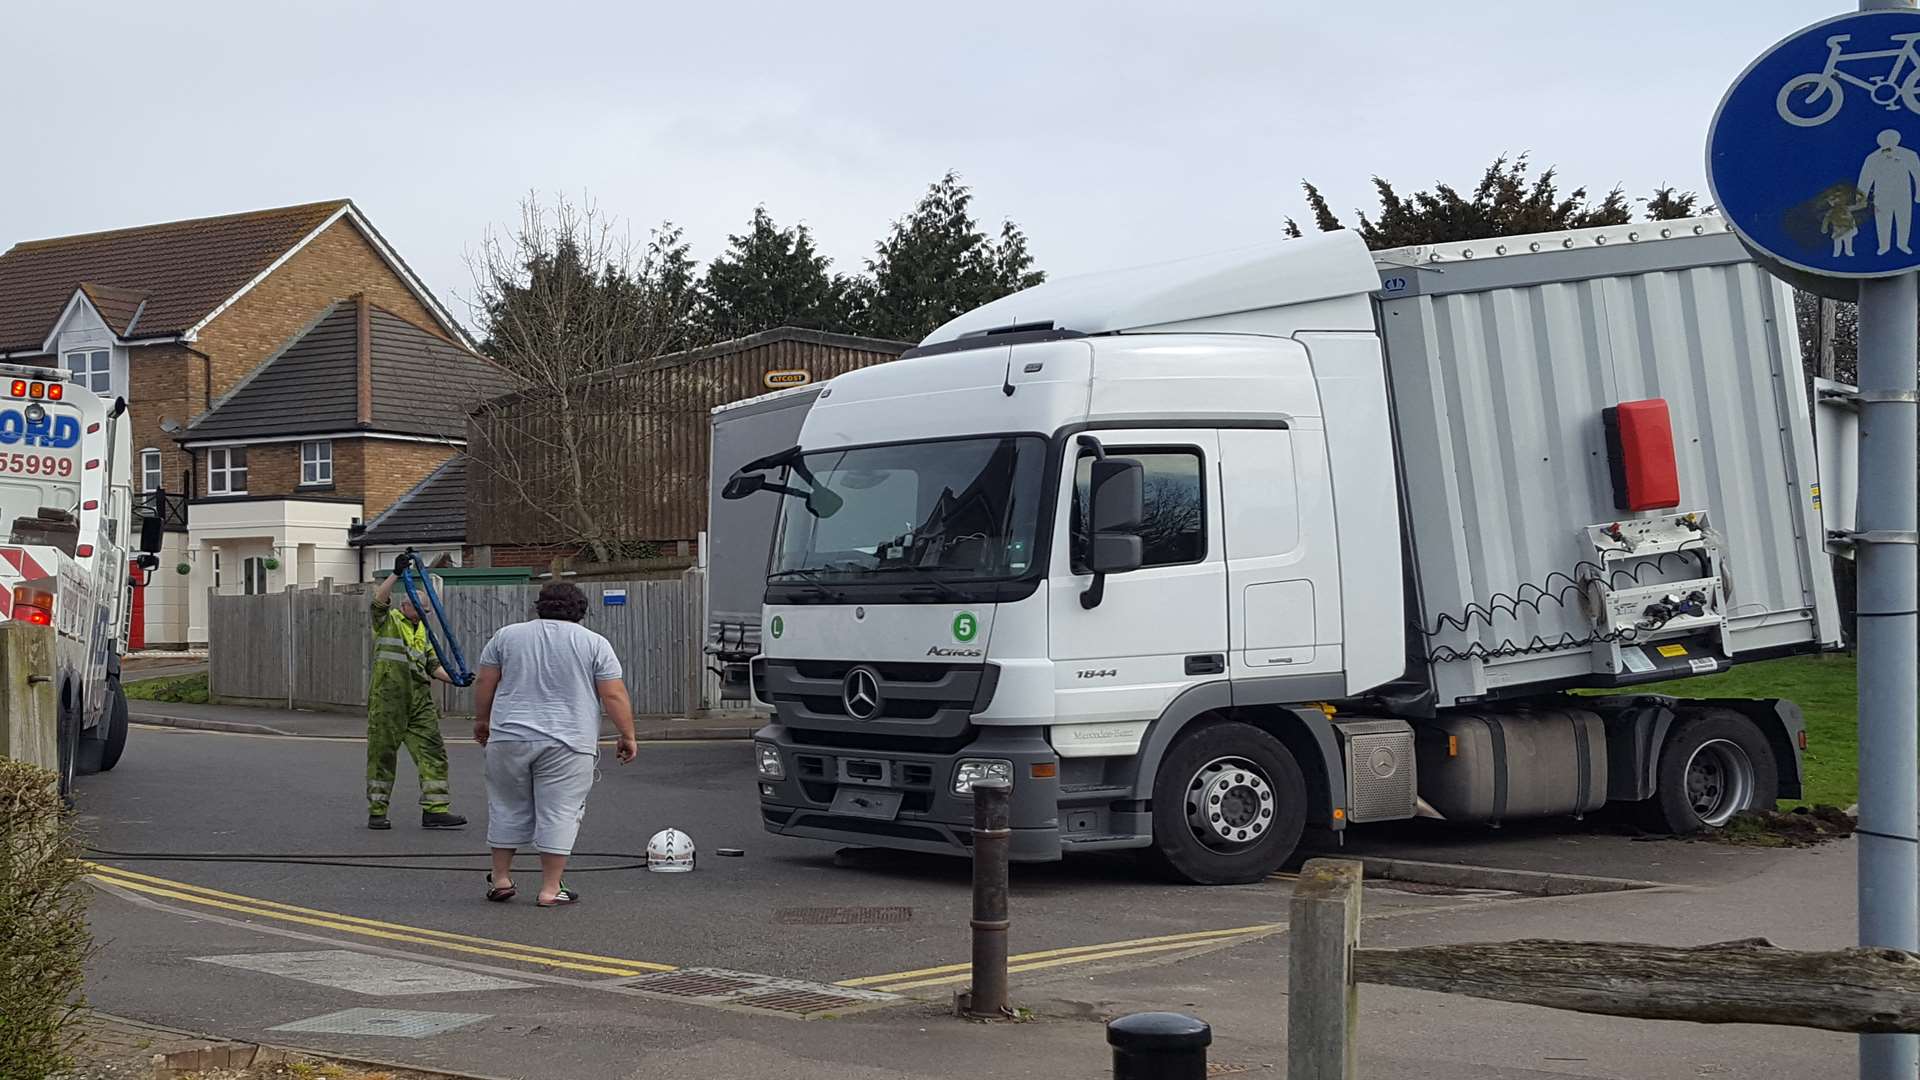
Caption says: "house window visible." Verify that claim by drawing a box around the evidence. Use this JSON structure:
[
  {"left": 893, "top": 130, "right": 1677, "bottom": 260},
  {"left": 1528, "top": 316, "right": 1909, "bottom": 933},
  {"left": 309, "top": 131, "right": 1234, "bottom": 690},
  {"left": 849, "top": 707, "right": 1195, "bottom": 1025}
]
[
  {"left": 64, "top": 349, "right": 111, "bottom": 395},
  {"left": 207, "top": 447, "right": 248, "bottom": 496},
  {"left": 242, "top": 557, "right": 269, "bottom": 595},
  {"left": 140, "top": 449, "right": 162, "bottom": 493},
  {"left": 301, "top": 440, "right": 332, "bottom": 486}
]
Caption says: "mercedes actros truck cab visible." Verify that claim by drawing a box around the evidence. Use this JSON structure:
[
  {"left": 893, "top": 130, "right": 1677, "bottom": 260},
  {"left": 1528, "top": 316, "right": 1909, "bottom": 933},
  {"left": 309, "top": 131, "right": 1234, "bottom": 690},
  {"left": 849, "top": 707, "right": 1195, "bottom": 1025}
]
[{"left": 725, "top": 219, "right": 1845, "bottom": 884}]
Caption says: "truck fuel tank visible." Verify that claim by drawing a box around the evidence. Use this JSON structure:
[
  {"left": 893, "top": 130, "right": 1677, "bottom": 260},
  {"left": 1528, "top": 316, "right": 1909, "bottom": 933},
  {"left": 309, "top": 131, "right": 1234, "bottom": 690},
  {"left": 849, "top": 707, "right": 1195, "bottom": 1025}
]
[{"left": 1413, "top": 708, "right": 1607, "bottom": 824}]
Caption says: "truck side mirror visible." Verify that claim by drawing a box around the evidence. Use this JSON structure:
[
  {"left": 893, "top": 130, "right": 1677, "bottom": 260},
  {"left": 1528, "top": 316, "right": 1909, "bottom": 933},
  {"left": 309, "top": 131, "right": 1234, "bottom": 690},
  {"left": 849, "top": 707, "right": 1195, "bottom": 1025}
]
[
  {"left": 1082, "top": 457, "right": 1145, "bottom": 608},
  {"left": 138, "top": 514, "right": 164, "bottom": 555},
  {"left": 722, "top": 472, "right": 766, "bottom": 500}
]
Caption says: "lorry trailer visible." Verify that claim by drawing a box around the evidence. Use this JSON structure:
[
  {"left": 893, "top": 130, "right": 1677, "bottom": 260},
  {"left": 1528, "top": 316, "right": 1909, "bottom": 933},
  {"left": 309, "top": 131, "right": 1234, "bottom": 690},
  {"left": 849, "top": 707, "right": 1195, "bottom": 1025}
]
[{"left": 721, "top": 217, "right": 1845, "bottom": 884}]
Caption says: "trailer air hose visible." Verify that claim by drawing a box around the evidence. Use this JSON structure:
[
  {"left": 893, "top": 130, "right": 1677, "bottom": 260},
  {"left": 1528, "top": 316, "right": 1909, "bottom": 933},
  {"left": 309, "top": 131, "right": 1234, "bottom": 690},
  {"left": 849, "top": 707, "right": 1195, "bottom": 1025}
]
[
  {"left": 84, "top": 846, "right": 652, "bottom": 873},
  {"left": 1419, "top": 545, "right": 1706, "bottom": 663}
]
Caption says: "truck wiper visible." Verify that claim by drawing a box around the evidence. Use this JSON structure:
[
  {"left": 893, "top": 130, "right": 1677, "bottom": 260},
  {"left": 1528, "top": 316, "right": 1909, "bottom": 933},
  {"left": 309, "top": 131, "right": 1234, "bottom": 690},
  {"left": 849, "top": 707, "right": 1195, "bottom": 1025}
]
[
  {"left": 900, "top": 579, "right": 967, "bottom": 603},
  {"left": 767, "top": 568, "right": 842, "bottom": 602}
]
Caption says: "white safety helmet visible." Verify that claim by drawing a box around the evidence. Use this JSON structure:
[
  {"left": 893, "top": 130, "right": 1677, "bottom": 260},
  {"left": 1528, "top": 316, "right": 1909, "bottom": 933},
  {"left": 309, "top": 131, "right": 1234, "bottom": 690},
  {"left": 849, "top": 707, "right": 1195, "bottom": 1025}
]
[{"left": 646, "top": 828, "right": 696, "bottom": 873}]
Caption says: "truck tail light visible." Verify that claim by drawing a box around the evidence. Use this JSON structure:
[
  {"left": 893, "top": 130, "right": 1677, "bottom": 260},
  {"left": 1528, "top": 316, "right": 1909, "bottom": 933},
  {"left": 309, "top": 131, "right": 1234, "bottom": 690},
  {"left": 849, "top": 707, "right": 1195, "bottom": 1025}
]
[{"left": 12, "top": 586, "right": 53, "bottom": 626}]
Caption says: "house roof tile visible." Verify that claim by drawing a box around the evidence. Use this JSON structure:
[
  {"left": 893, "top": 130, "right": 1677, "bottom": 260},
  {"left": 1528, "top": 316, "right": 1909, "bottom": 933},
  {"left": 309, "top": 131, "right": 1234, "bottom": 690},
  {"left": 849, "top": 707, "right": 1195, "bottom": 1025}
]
[
  {"left": 0, "top": 200, "right": 350, "bottom": 354},
  {"left": 354, "top": 455, "right": 466, "bottom": 546},
  {"left": 183, "top": 301, "right": 518, "bottom": 443}
]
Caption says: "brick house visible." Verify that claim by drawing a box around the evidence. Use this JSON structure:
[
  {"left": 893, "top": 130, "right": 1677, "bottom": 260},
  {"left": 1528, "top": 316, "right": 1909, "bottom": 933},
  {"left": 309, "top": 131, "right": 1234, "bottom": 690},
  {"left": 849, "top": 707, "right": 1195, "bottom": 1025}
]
[{"left": 0, "top": 200, "right": 502, "bottom": 645}]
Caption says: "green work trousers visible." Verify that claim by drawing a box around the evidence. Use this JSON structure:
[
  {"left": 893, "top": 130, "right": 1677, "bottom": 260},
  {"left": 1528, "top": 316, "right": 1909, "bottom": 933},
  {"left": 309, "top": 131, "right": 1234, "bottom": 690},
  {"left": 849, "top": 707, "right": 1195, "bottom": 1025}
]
[{"left": 366, "top": 670, "right": 451, "bottom": 816}]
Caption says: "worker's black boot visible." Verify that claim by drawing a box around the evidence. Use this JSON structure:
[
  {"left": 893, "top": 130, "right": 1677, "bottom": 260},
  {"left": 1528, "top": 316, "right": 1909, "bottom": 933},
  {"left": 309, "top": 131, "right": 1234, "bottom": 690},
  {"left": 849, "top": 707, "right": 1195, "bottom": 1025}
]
[
  {"left": 367, "top": 813, "right": 391, "bottom": 830},
  {"left": 422, "top": 810, "right": 468, "bottom": 829}
]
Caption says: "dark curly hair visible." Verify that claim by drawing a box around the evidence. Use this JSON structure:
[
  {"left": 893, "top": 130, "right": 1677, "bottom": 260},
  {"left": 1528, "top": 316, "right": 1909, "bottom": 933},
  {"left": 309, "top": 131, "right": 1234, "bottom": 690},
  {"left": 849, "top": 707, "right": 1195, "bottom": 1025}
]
[{"left": 535, "top": 582, "right": 589, "bottom": 622}]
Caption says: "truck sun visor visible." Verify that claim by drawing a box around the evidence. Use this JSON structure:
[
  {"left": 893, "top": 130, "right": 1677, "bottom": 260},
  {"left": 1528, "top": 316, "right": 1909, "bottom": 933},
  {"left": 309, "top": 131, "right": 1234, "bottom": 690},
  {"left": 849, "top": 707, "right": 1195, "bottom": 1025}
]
[{"left": 1602, "top": 399, "right": 1680, "bottom": 512}]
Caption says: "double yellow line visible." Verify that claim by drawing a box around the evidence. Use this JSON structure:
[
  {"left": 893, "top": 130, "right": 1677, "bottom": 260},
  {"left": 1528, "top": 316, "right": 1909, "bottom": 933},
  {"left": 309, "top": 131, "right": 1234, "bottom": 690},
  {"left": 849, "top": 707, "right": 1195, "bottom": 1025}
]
[
  {"left": 83, "top": 862, "right": 674, "bottom": 978},
  {"left": 837, "top": 922, "right": 1284, "bottom": 993}
]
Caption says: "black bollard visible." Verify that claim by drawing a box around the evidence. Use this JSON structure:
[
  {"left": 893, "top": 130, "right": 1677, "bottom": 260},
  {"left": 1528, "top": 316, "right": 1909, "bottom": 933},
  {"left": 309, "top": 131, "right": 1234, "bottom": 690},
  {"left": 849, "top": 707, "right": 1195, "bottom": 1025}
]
[
  {"left": 968, "top": 777, "right": 1012, "bottom": 1018},
  {"left": 1107, "top": 1012, "right": 1211, "bottom": 1080}
]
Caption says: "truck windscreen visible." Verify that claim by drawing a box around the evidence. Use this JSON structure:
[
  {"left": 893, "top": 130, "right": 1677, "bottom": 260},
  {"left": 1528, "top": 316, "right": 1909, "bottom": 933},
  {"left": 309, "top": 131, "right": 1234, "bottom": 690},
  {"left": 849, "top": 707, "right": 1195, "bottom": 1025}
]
[{"left": 770, "top": 436, "right": 1045, "bottom": 584}]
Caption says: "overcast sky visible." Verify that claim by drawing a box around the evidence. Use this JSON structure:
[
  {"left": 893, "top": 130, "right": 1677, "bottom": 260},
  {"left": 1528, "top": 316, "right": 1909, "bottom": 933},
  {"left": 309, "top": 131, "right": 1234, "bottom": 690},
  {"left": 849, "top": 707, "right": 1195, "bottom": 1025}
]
[{"left": 7, "top": 1, "right": 1836, "bottom": 332}]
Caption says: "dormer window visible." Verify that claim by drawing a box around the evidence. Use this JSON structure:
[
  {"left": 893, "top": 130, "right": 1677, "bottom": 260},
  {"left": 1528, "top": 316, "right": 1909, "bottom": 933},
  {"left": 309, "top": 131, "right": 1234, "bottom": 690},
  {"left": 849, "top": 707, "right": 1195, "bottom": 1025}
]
[{"left": 64, "top": 349, "right": 111, "bottom": 395}]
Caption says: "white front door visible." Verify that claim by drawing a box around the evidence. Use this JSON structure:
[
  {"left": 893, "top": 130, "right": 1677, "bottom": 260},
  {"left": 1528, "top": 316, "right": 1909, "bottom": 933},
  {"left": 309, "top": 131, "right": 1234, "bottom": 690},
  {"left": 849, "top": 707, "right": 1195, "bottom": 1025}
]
[{"left": 1048, "top": 429, "right": 1227, "bottom": 723}]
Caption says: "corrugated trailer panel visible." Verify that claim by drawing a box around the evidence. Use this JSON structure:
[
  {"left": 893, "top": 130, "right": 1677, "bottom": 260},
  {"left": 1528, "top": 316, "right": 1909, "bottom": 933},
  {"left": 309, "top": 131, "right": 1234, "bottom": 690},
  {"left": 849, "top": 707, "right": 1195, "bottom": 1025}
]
[{"left": 1375, "top": 222, "right": 1840, "bottom": 708}]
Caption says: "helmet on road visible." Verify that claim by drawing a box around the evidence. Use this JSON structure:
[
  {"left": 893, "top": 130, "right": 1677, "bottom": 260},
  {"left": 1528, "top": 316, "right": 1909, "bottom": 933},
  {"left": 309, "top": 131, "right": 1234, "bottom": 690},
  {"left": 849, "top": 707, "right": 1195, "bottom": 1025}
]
[{"left": 646, "top": 828, "right": 695, "bottom": 873}]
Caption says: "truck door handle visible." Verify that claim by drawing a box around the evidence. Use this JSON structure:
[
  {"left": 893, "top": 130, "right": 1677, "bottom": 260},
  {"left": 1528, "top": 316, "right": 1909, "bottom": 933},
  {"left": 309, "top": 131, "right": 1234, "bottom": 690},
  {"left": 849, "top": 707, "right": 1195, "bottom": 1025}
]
[{"left": 1185, "top": 654, "right": 1225, "bottom": 676}]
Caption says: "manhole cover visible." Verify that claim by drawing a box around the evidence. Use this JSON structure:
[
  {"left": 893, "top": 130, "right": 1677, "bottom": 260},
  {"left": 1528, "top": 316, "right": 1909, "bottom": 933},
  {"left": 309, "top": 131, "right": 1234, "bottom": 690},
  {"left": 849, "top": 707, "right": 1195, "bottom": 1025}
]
[
  {"left": 619, "top": 967, "right": 902, "bottom": 1019},
  {"left": 774, "top": 906, "right": 914, "bottom": 925},
  {"left": 268, "top": 1008, "right": 488, "bottom": 1039}
]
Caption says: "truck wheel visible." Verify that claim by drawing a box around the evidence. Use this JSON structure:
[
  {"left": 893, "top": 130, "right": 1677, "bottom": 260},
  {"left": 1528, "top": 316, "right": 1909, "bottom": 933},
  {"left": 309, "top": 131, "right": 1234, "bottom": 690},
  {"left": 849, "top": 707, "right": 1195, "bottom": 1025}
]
[
  {"left": 96, "top": 680, "right": 129, "bottom": 772},
  {"left": 1144, "top": 721, "right": 1307, "bottom": 885},
  {"left": 57, "top": 693, "right": 80, "bottom": 801},
  {"left": 1644, "top": 709, "right": 1779, "bottom": 833}
]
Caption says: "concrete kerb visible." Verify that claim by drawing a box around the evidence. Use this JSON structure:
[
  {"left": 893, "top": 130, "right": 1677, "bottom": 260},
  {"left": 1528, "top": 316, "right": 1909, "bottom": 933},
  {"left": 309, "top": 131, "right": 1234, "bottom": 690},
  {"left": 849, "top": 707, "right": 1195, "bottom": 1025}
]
[
  {"left": 89, "top": 1012, "right": 512, "bottom": 1080},
  {"left": 1354, "top": 854, "right": 1668, "bottom": 897},
  {"left": 132, "top": 715, "right": 299, "bottom": 737}
]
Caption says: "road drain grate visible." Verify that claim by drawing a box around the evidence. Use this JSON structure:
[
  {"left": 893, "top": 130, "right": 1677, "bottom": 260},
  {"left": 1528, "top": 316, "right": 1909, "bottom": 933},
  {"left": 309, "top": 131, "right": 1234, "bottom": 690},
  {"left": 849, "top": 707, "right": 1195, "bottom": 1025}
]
[
  {"left": 1208, "top": 1064, "right": 1253, "bottom": 1076},
  {"left": 740, "top": 989, "right": 872, "bottom": 1016},
  {"left": 618, "top": 968, "right": 901, "bottom": 1019},
  {"left": 626, "top": 971, "right": 762, "bottom": 998},
  {"left": 774, "top": 906, "right": 914, "bottom": 925}
]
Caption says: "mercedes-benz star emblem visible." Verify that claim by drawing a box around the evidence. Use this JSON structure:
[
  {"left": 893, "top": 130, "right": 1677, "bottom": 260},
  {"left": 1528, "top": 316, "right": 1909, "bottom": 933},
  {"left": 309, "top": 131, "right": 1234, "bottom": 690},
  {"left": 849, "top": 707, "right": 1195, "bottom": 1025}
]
[{"left": 842, "top": 666, "right": 883, "bottom": 720}]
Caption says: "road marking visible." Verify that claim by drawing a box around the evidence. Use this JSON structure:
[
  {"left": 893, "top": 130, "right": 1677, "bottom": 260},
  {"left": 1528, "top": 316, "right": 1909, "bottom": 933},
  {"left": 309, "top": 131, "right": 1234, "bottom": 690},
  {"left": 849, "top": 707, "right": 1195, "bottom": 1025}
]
[
  {"left": 837, "top": 922, "right": 1284, "bottom": 991},
  {"left": 195, "top": 949, "right": 534, "bottom": 995},
  {"left": 85, "top": 863, "right": 674, "bottom": 976}
]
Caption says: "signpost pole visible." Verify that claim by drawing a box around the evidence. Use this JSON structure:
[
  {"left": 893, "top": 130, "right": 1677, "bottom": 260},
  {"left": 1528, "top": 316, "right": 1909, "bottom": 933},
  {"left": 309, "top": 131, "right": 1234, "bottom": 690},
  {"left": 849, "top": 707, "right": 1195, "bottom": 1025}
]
[
  {"left": 1854, "top": 270, "right": 1920, "bottom": 1080},
  {"left": 1850, "top": 6, "right": 1920, "bottom": 1076}
]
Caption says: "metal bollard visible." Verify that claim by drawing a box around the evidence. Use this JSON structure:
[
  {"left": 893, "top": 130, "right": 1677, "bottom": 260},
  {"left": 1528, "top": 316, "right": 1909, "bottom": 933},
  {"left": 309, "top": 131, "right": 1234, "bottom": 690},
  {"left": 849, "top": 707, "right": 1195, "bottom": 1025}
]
[
  {"left": 967, "top": 777, "right": 1012, "bottom": 1018},
  {"left": 1107, "top": 1012, "right": 1210, "bottom": 1080}
]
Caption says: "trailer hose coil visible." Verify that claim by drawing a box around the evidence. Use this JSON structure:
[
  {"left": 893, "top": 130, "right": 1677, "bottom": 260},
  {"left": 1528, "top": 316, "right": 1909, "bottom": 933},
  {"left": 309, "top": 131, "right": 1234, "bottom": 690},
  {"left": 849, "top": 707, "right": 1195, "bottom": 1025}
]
[{"left": 1419, "top": 547, "right": 1704, "bottom": 664}]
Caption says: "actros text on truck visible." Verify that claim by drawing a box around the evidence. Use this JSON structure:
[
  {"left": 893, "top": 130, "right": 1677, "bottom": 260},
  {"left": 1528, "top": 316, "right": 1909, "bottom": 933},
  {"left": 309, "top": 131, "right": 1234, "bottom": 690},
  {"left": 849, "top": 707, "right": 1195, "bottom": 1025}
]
[{"left": 721, "top": 219, "right": 1849, "bottom": 884}]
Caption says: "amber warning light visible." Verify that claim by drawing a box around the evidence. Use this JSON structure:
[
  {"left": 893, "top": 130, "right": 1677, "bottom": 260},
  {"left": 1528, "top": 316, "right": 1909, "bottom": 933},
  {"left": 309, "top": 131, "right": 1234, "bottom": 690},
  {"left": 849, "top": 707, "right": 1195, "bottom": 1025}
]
[{"left": 8, "top": 380, "right": 63, "bottom": 401}]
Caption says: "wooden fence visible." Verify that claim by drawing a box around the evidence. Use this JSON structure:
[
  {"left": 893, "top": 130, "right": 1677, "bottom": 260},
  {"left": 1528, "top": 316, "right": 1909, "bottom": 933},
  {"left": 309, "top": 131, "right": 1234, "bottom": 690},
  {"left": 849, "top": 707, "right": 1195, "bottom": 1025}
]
[{"left": 208, "top": 572, "right": 709, "bottom": 716}]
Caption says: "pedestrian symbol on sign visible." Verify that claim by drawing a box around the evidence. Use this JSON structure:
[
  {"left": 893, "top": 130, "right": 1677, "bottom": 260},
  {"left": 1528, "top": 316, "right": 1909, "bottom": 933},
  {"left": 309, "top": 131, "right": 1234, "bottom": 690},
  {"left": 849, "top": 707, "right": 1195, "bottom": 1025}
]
[{"left": 1710, "top": 8, "right": 1920, "bottom": 278}]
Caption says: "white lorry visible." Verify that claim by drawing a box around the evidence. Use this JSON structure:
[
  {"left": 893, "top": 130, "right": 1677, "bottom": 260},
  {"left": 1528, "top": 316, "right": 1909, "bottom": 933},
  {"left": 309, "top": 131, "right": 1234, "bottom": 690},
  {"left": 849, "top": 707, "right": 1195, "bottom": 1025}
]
[
  {"left": 722, "top": 218, "right": 1849, "bottom": 884},
  {"left": 0, "top": 366, "right": 158, "bottom": 796}
]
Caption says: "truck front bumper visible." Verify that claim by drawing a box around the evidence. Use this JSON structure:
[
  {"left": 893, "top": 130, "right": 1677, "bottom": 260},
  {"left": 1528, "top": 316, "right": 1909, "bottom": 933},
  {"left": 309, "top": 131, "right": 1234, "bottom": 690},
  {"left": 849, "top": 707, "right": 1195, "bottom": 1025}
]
[{"left": 755, "top": 723, "right": 1065, "bottom": 861}]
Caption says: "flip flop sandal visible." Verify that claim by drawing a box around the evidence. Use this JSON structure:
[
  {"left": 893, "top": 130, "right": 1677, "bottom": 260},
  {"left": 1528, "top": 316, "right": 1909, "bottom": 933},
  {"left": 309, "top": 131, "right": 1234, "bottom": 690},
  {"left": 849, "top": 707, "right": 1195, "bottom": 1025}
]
[
  {"left": 537, "top": 886, "right": 581, "bottom": 908},
  {"left": 486, "top": 875, "right": 516, "bottom": 903}
]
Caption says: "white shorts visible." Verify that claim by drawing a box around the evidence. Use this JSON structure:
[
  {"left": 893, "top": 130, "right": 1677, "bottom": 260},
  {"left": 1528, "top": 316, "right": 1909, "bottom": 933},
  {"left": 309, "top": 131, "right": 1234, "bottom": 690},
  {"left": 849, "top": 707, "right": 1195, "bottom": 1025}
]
[{"left": 484, "top": 740, "right": 597, "bottom": 855}]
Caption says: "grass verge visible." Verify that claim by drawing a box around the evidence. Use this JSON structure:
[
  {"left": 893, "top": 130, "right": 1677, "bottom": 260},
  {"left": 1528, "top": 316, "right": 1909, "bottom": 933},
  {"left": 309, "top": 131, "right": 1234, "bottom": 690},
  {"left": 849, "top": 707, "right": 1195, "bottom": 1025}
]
[{"left": 123, "top": 671, "right": 209, "bottom": 705}]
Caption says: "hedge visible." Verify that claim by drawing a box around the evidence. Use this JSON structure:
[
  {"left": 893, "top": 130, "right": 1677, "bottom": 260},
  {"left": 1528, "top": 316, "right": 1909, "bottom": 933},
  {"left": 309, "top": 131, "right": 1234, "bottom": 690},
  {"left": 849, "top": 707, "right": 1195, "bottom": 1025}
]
[{"left": 0, "top": 759, "right": 92, "bottom": 1078}]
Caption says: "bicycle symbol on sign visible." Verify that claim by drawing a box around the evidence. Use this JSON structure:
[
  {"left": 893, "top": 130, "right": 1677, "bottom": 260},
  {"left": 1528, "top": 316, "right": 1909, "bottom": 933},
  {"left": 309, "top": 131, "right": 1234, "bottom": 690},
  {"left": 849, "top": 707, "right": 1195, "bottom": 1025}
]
[{"left": 1778, "top": 32, "right": 1920, "bottom": 127}]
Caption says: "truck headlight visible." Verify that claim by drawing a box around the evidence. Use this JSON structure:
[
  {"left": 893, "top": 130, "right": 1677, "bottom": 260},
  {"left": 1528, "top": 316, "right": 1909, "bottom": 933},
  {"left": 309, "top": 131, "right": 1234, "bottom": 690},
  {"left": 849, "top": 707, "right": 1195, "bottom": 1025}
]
[
  {"left": 756, "top": 742, "right": 785, "bottom": 780},
  {"left": 953, "top": 758, "right": 1013, "bottom": 796}
]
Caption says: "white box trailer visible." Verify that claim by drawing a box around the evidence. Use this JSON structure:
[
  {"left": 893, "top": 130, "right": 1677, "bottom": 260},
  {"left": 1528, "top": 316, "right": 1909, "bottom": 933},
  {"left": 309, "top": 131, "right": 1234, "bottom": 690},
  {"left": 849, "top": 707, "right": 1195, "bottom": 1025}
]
[
  {"left": 721, "top": 217, "right": 1848, "bottom": 883},
  {"left": 705, "top": 385, "right": 821, "bottom": 699}
]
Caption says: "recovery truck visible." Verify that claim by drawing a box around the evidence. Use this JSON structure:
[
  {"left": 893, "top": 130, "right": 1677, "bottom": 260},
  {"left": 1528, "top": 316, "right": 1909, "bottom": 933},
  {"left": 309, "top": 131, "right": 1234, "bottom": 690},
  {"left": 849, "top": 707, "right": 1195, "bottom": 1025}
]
[
  {"left": 0, "top": 367, "right": 159, "bottom": 796},
  {"left": 722, "top": 218, "right": 1850, "bottom": 884}
]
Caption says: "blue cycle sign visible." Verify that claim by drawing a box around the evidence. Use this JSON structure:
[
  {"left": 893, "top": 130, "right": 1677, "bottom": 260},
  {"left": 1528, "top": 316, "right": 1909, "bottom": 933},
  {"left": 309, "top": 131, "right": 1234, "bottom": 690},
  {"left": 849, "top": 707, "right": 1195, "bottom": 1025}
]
[{"left": 1709, "top": 9, "right": 1920, "bottom": 278}]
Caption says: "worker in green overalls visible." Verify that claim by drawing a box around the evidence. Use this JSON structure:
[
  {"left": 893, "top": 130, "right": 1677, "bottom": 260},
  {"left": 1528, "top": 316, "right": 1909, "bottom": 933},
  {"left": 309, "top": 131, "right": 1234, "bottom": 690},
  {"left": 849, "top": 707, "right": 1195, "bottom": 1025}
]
[{"left": 367, "top": 555, "right": 469, "bottom": 830}]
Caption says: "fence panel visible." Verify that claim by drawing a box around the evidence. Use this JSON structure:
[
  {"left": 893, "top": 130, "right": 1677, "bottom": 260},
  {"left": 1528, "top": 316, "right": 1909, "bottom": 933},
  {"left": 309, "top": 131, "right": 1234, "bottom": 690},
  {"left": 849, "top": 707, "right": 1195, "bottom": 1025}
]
[{"left": 210, "top": 575, "right": 707, "bottom": 717}]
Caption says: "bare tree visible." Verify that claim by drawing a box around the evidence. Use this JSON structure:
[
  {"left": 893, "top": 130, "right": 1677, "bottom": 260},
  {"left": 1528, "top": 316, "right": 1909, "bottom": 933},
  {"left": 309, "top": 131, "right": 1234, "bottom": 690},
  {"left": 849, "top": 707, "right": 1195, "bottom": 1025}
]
[{"left": 462, "top": 193, "right": 709, "bottom": 564}]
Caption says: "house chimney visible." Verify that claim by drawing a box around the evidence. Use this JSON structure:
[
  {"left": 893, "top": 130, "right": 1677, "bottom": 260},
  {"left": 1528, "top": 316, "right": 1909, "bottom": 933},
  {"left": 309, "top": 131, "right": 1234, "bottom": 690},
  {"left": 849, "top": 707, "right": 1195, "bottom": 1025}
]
[{"left": 355, "top": 293, "right": 373, "bottom": 427}]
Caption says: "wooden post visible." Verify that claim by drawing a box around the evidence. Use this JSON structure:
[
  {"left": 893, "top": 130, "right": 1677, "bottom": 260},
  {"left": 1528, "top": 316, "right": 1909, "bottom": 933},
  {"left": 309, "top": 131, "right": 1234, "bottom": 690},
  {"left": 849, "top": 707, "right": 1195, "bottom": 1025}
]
[
  {"left": 1289, "top": 858, "right": 1362, "bottom": 1080},
  {"left": 0, "top": 624, "right": 58, "bottom": 772}
]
